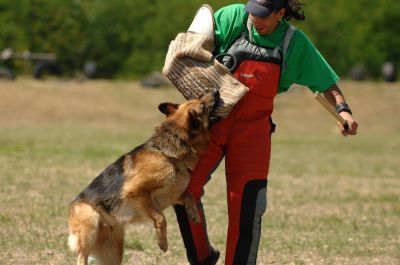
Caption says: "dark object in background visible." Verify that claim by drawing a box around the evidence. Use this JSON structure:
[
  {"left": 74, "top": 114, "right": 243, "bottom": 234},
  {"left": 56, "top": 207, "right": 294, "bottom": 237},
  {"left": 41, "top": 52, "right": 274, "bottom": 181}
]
[
  {"left": 33, "top": 61, "right": 63, "bottom": 79},
  {"left": 0, "top": 67, "right": 15, "bottom": 80},
  {"left": 382, "top": 61, "right": 397, "bottom": 82},
  {"left": 1, "top": 48, "right": 62, "bottom": 80},
  {"left": 83, "top": 61, "right": 97, "bottom": 79},
  {"left": 140, "top": 71, "right": 170, "bottom": 88},
  {"left": 350, "top": 65, "right": 366, "bottom": 81}
]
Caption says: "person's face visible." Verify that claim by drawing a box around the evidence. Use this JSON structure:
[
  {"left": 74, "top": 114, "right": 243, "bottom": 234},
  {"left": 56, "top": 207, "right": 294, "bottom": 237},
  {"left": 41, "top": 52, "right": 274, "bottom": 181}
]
[{"left": 249, "top": 8, "right": 285, "bottom": 35}]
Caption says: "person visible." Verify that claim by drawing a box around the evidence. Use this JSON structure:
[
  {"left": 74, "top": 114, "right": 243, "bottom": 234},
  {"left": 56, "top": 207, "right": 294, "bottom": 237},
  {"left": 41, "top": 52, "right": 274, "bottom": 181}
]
[{"left": 173, "top": 1, "right": 359, "bottom": 264}]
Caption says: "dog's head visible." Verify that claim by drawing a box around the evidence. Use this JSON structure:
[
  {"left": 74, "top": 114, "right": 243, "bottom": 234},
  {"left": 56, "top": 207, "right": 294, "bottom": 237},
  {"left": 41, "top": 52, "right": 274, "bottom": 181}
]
[{"left": 158, "top": 92, "right": 217, "bottom": 153}]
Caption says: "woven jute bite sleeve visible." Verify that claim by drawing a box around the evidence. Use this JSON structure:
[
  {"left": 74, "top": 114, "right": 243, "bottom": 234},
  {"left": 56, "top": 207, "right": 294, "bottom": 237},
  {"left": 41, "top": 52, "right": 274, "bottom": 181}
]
[{"left": 163, "top": 32, "right": 249, "bottom": 118}]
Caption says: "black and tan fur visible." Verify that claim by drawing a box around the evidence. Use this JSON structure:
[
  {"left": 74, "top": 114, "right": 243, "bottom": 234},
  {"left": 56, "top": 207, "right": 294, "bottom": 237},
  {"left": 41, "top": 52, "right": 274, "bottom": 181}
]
[{"left": 68, "top": 93, "right": 217, "bottom": 265}]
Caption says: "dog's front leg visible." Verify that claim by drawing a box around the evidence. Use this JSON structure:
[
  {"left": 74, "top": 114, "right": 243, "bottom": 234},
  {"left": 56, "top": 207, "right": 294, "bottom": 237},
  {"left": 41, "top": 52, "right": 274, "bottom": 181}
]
[
  {"left": 178, "top": 190, "right": 201, "bottom": 224},
  {"left": 135, "top": 196, "right": 168, "bottom": 252},
  {"left": 154, "top": 212, "right": 168, "bottom": 252}
]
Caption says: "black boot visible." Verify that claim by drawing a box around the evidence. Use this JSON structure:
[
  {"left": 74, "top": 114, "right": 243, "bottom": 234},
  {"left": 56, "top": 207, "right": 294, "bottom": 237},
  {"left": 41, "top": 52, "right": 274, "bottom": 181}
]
[{"left": 197, "top": 247, "right": 220, "bottom": 265}]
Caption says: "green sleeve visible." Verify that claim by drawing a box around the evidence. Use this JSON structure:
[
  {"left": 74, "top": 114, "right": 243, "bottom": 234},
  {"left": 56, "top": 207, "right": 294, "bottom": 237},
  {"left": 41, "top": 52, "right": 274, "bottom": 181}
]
[
  {"left": 279, "top": 29, "right": 339, "bottom": 93},
  {"left": 214, "top": 4, "right": 248, "bottom": 54}
]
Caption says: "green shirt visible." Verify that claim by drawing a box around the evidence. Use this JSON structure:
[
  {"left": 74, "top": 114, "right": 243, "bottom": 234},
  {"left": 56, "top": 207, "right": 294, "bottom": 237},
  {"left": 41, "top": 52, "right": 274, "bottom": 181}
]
[{"left": 214, "top": 4, "right": 339, "bottom": 93}]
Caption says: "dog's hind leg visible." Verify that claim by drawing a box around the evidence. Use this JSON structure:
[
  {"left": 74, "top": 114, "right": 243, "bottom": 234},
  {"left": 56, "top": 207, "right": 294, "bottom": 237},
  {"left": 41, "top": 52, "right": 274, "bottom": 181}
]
[
  {"left": 68, "top": 202, "right": 100, "bottom": 265},
  {"left": 91, "top": 225, "right": 125, "bottom": 265}
]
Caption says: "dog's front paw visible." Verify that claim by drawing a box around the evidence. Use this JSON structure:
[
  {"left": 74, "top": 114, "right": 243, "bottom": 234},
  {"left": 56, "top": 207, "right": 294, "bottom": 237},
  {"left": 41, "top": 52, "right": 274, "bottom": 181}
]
[
  {"left": 157, "top": 237, "right": 168, "bottom": 252},
  {"left": 180, "top": 191, "right": 201, "bottom": 224},
  {"left": 185, "top": 205, "right": 201, "bottom": 224}
]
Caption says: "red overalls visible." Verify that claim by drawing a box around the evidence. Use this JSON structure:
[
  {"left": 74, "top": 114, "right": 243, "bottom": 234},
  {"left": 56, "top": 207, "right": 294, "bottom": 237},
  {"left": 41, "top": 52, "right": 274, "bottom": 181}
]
[{"left": 174, "top": 31, "right": 283, "bottom": 265}]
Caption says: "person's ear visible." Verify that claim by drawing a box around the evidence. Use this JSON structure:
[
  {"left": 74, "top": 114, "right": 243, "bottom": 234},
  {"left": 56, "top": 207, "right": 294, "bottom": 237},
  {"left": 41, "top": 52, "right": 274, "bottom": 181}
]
[{"left": 277, "top": 7, "right": 285, "bottom": 19}]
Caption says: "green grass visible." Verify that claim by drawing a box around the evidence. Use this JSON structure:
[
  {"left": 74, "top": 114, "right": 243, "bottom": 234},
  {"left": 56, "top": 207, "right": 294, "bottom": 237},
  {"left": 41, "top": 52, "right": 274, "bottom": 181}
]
[{"left": 0, "top": 79, "right": 399, "bottom": 264}]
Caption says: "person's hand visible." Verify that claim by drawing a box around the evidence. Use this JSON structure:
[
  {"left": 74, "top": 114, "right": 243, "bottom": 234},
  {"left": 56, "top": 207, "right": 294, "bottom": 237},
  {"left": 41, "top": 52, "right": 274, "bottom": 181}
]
[{"left": 338, "top": 112, "right": 358, "bottom": 136}]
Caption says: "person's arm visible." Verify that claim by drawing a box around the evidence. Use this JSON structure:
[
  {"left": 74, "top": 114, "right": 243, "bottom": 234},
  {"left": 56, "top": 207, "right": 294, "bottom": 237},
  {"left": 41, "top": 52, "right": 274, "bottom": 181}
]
[
  {"left": 282, "top": 28, "right": 358, "bottom": 136},
  {"left": 322, "top": 83, "right": 358, "bottom": 136}
]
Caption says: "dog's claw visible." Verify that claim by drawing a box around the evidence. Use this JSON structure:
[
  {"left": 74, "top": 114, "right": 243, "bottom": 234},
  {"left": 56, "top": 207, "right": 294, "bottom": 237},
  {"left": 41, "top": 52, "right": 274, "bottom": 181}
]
[{"left": 189, "top": 213, "right": 201, "bottom": 224}]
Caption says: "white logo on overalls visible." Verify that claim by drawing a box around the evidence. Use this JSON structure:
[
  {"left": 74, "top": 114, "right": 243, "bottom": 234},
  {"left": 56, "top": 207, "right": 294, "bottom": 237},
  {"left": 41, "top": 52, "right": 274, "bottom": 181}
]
[{"left": 240, "top": 72, "right": 255, "bottom": 79}]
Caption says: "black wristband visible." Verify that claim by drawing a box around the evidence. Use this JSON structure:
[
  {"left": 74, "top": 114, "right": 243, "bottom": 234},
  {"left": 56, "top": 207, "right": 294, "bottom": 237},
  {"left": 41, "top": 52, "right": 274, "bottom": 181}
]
[{"left": 335, "top": 102, "right": 352, "bottom": 115}]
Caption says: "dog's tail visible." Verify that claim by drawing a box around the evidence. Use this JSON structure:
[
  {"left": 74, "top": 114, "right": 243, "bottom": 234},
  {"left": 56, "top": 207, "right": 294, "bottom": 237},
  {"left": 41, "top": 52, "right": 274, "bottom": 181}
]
[{"left": 67, "top": 202, "right": 100, "bottom": 253}]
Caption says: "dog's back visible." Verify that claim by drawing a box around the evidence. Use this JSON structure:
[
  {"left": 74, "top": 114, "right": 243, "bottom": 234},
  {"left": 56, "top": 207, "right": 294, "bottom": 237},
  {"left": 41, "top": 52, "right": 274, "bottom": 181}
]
[{"left": 71, "top": 145, "right": 146, "bottom": 215}]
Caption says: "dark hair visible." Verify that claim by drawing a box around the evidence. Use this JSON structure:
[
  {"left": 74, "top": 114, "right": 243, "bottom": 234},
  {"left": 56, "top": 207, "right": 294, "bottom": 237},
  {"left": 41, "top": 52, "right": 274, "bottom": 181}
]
[{"left": 282, "top": 0, "right": 305, "bottom": 21}]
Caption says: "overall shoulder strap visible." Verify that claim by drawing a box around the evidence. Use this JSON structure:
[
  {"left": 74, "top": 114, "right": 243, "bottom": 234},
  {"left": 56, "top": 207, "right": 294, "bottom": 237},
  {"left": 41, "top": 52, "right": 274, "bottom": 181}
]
[
  {"left": 282, "top": 24, "right": 296, "bottom": 59},
  {"left": 282, "top": 24, "right": 296, "bottom": 70},
  {"left": 246, "top": 17, "right": 255, "bottom": 43}
]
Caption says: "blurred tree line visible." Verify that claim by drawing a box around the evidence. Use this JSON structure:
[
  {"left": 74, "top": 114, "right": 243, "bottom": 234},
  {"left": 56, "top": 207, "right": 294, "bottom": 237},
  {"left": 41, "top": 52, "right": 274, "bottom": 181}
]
[{"left": 0, "top": 0, "right": 398, "bottom": 79}]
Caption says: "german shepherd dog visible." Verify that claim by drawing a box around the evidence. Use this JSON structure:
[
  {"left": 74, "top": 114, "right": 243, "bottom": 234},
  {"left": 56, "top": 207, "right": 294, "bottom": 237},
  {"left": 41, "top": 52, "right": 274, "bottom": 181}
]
[{"left": 68, "top": 93, "right": 217, "bottom": 265}]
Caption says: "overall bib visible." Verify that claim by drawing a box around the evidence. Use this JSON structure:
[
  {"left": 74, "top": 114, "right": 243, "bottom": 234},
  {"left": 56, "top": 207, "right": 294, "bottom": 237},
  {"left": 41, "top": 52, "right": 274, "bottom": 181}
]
[{"left": 174, "top": 23, "right": 293, "bottom": 264}]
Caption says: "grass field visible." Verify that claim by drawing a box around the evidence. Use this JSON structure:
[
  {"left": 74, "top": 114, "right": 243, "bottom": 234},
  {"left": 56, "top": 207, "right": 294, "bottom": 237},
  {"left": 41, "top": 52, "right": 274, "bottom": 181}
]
[{"left": 0, "top": 78, "right": 399, "bottom": 265}]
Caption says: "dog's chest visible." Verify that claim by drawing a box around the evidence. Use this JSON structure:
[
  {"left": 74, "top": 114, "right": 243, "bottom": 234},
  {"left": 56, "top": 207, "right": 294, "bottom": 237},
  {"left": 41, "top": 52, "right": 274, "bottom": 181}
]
[{"left": 152, "top": 164, "right": 192, "bottom": 210}]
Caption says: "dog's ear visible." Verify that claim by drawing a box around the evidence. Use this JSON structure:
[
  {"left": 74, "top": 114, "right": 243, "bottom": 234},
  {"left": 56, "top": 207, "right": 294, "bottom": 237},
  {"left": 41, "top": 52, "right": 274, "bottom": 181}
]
[
  {"left": 188, "top": 109, "right": 203, "bottom": 129},
  {"left": 158, "top": 103, "right": 179, "bottom": 116}
]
